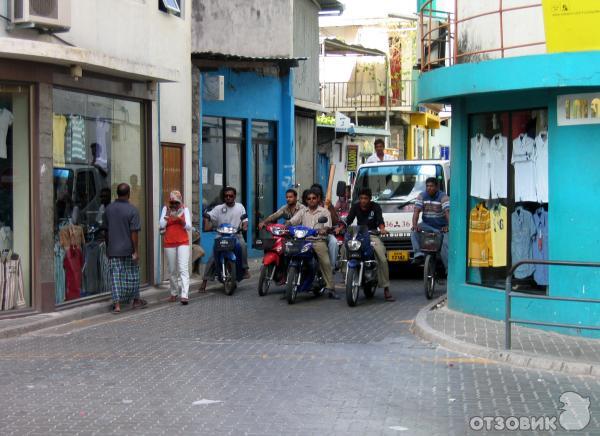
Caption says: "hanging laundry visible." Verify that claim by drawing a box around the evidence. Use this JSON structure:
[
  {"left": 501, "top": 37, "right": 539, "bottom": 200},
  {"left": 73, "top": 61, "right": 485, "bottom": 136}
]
[
  {"left": 511, "top": 133, "right": 537, "bottom": 202},
  {"left": 490, "top": 204, "right": 507, "bottom": 267},
  {"left": 65, "top": 114, "right": 86, "bottom": 164},
  {"left": 532, "top": 207, "right": 549, "bottom": 285},
  {"left": 0, "top": 226, "right": 12, "bottom": 252},
  {"left": 534, "top": 131, "right": 549, "bottom": 203},
  {"left": 468, "top": 203, "right": 492, "bottom": 267},
  {"left": 470, "top": 134, "right": 490, "bottom": 199},
  {"left": 93, "top": 119, "right": 110, "bottom": 172},
  {"left": 0, "top": 251, "right": 26, "bottom": 311},
  {"left": 0, "top": 108, "right": 14, "bottom": 160},
  {"left": 511, "top": 206, "right": 536, "bottom": 279},
  {"left": 53, "top": 114, "right": 67, "bottom": 167},
  {"left": 83, "top": 240, "right": 102, "bottom": 295},
  {"left": 54, "top": 242, "right": 66, "bottom": 304},
  {"left": 489, "top": 134, "right": 508, "bottom": 199}
]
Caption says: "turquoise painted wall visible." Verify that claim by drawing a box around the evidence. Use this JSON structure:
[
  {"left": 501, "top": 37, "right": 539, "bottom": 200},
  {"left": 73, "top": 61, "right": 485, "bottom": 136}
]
[
  {"left": 199, "top": 68, "right": 295, "bottom": 260},
  {"left": 445, "top": 88, "right": 600, "bottom": 338}
]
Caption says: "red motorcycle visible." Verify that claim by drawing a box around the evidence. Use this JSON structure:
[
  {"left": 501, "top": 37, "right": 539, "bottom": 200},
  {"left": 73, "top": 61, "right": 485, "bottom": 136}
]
[{"left": 257, "top": 223, "right": 289, "bottom": 296}]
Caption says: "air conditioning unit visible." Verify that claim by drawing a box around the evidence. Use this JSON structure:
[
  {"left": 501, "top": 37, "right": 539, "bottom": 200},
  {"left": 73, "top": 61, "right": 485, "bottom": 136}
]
[{"left": 11, "top": 0, "right": 71, "bottom": 32}]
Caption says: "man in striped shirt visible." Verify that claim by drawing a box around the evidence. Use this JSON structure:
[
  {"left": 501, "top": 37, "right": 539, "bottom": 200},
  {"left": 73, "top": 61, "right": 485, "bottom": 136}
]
[{"left": 410, "top": 177, "right": 450, "bottom": 268}]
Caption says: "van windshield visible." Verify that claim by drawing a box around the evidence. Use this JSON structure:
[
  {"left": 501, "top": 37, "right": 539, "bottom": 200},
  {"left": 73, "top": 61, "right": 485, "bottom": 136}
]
[{"left": 353, "top": 164, "right": 444, "bottom": 203}]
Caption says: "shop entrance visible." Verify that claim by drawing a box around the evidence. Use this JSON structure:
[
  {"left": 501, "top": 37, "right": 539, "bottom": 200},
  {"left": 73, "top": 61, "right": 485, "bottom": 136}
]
[
  {"left": 251, "top": 121, "right": 276, "bottom": 247},
  {"left": 161, "top": 143, "right": 183, "bottom": 204}
]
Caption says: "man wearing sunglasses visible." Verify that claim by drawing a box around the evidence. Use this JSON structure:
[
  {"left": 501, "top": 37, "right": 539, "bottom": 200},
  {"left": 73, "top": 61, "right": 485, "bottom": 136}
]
[
  {"left": 199, "top": 186, "right": 249, "bottom": 293},
  {"left": 287, "top": 189, "right": 339, "bottom": 300}
]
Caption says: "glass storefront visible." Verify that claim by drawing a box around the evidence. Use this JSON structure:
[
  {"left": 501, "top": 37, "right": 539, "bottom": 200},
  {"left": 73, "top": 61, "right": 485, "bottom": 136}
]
[
  {"left": 52, "top": 89, "right": 146, "bottom": 304},
  {"left": 467, "top": 109, "right": 549, "bottom": 292},
  {"left": 0, "top": 85, "right": 30, "bottom": 311}
]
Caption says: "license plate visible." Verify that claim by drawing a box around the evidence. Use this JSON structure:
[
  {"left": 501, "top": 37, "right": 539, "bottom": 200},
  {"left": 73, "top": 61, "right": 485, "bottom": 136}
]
[{"left": 387, "top": 250, "right": 409, "bottom": 262}]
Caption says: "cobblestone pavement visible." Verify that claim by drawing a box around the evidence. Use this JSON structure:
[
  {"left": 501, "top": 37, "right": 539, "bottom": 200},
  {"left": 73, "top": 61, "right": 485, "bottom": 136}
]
[
  {"left": 426, "top": 303, "right": 600, "bottom": 365},
  {"left": 1, "top": 271, "right": 600, "bottom": 435}
]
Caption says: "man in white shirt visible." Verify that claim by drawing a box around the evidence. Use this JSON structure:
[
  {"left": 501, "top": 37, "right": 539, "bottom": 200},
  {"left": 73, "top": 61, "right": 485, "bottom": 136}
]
[{"left": 366, "top": 138, "right": 394, "bottom": 163}]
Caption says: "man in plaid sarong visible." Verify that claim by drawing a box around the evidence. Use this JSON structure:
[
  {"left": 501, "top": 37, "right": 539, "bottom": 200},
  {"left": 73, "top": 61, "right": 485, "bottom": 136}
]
[{"left": 102, "top": 183, "right": 147, "bottom": 314}]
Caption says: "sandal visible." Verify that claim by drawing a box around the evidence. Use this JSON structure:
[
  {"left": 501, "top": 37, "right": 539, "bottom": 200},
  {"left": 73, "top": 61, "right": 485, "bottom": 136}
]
[
  {"left": 111, "top": 304, "right": 121, "bottom": 314},
  {"left": 132, "top": 299, "right": 148, "bottom": 309},
  {"left": 384, "top": 293, "right": 396, "bottom": 302},
  {"left": 168, "top": 295, "right": 177, "bottom": 303}
]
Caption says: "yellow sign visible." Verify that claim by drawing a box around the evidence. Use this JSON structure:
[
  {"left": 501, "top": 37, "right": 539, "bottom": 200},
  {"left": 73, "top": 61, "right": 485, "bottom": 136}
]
[
  {"left": 346, "top": 144, "right": 358, "bottom": 171},
  {"left": 543, "top": 0, "right": 600, "bottom": 53},
  {"left": 386, "top": 250, "right": 410, "bottom": 262}
]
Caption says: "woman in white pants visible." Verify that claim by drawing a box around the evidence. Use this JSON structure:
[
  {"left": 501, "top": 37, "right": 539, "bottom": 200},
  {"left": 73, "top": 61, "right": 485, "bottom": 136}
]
[{"left": 160, "top": 191, "right": 192, "bottom": 305}]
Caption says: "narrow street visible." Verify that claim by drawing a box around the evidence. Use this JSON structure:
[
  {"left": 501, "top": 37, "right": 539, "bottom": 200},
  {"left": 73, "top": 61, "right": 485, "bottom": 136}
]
[{"left": 1, "top": 273, "right": 599, "bottom": 435}]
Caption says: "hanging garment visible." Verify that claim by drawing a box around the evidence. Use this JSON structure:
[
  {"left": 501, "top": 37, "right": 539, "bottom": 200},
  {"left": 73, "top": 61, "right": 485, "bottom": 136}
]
[
  {"left": 82, "top": 241, "right": 102, "bottom": 295},
  {"left": 511, "top": 206, "right": 536, "bottom": 279},
  {"left": 490, "top": 204, "right": 507, "bottom": 267},
  {"left": 59, "top": 225, "right": 85, "bottom": 250},
  {"left": 94, "top": 119, "right": 110, "bottom": 172},
  {"left": 0, "top": 251, "right": 26, "bottom": 311},
  {"left": 64, "top": 245, "right": 83, "bottom": 301},
  {"left": 468, "top": 204, "right": 492, "bottom": 267},
  {"left": 490, "top": 134, "right": 508, "bottom": 199},
  {"left": 53, "top": 114, "right": 67, "bottom": 167},
  {"left": 511, "top": 134, "right": 537, "bottom": 202},
  {"left": 470, "top": 134, "right": 490, "bottom": 199},
  {"left": 66, "top": 115, "right": 86, "bottom": 164},
  {"left": 0, "top": 108, "right": 14, "bottom": 159},
  {"left": 532, "top": 208, "right": 549, "bottom": 285},
  {"left": 0, "top": 226, "right": 12, "bottom": 252},
  {"left": 54, "top": 242, "right": 66, "bottom": 304},
  {"left": 99, "top": 241, "right": 110, "bottom": 294},
  {"left": 534, "top": 131, "right": 549, "bottom": 203},
  {"left": 346, "top": 58, "right": 387, "bottom": 98}
]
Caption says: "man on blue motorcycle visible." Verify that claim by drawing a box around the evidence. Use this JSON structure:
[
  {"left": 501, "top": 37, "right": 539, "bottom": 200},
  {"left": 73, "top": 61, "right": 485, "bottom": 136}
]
[
  {"left": 287, "top": 189, "right": 339, "bottom": 300},
  {"left": 336, "top": 188, "right": 395, "bottom": 302},
  {"left": 199, "top": 186, "right": 249, "bottom": 293}
]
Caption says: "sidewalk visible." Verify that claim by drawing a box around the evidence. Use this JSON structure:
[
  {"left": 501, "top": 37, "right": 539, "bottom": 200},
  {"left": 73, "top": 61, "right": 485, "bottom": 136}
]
[
  {"left": 0, "top": 259, "right": 262, "bottom": 340},
  {"left": 413, "top": 296, "right": 600, "bottom": 377}
]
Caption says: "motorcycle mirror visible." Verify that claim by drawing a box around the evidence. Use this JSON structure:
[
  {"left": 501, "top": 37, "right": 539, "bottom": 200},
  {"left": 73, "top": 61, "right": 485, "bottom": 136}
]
[
  {"left": 336, "top": 181, "right": 347, "bottom": 197},
  {"left": 318, "top": 216, "right": 328, "bottom": 224}
]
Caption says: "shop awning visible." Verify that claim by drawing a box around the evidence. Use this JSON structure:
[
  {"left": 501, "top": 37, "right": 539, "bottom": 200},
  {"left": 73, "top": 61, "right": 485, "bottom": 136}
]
[
  {"left": 322, "top": 38, "right": 386, "bottom": 57},
  {"left": 192, "top": 52, "right": 307, "bottom": 68},
  {"left": 0, "top": 37, "right": 179, "bottom": 82}
]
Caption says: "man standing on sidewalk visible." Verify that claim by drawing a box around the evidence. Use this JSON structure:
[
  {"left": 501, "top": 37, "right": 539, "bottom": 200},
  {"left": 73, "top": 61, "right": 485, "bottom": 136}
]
[{"left": 102, "top": 183, "right": 147, "bottom": 314}]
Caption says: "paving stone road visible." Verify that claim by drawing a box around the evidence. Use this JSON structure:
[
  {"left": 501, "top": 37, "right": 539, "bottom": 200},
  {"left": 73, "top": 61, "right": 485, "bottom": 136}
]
[{"left": 0, "top": 272, "right": 599, "bottom": 435}]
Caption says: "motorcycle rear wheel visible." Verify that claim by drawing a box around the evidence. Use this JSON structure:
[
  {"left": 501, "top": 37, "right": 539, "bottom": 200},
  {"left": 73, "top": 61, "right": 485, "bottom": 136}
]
[{"left": 258, "top": 264, "right": 273, "bottom": 297}]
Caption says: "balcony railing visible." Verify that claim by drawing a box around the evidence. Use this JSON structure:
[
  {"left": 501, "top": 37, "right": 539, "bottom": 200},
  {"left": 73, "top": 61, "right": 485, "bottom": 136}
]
[
  {"left": 419, "top": 0, "right": 545, "bottom": 72},
  {"left": 320, "top": 81, "right": 413, "bottom": 112}
]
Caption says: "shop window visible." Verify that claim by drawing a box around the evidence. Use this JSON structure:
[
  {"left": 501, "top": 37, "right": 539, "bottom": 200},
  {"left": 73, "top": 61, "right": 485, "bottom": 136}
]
[
  {"left": 201, "top": 116, "right": 246, "bottom": 218},
  {"left": 52, "top": 89, "right": 147, "bottom": 304},
  {"left": 467, "top": 109, "right": 549, "bottom": 293},
  {"left": 0, "top": 85, "right": 31, "bottom": 312},
  {"left": 251, "top": 121, "right": 277, "bottom": 246}
]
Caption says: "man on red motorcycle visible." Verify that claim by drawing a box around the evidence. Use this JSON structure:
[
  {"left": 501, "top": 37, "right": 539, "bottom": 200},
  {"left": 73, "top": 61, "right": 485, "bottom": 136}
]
[{"left": 258, "top": 189, "right": 304, "bottom": 229}]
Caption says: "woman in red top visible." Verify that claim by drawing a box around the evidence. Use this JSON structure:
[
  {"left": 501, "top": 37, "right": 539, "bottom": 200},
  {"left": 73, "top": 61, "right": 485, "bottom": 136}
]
[{"left": 160, "top": 191, "right": 192, "bottom": 305}]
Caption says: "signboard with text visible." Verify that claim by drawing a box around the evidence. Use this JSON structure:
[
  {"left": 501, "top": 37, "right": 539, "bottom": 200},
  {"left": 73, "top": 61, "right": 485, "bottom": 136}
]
[
  {"left": 543, "top": 0, "right": 600, "bottom": 53},
  {"left": 346, "top": 144, "right": 358, "bottom": 171},
  {"left": 557, "top": 92, "right": 600, "bottom": 126}
]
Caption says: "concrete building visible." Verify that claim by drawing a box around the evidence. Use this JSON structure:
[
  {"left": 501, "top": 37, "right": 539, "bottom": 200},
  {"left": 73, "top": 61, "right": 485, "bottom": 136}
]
[
  {"left": 191, "top": 0, "right": 341, "bottom": 259},
  {"left": 417, "top": 0, "right": 600, "bottom": 337},
  {"left": 0, "top": 0, "right": 190, "bottom": 316}
]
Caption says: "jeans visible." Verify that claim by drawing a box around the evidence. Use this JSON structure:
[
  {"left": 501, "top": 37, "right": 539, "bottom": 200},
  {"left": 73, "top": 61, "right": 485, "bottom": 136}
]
[
  {"left": 411, "top": 223, "right": 449, "bottom": 270},
  {"left": 165, "top": 245, "right": 190, "bottom": 299}
]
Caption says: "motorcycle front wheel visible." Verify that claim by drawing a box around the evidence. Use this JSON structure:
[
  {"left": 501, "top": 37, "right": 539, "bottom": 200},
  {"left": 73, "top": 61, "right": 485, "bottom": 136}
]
[
  {"left": 224, "top": 259, "right": 237, "bottom": 296},
  {"left": 286, "top": 266, "right": 299, "bottom": 304},
  {"left": 258, "top": 264, "right": 273, "bottom": 297},
  {"left": 345, "top": 268, "right": 360, "bottom": 307}
]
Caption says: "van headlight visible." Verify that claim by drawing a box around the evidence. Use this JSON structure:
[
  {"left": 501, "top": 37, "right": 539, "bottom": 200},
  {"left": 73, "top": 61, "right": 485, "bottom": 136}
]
[{"left": 347, "top": 240, "right": 362, "bottom": 251}]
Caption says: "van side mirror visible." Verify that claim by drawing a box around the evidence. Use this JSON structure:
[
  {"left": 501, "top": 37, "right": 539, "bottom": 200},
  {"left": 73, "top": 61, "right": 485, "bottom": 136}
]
[
  {"left": 318, "top": 216, "right": 328, "bottom": 224},
  {"left": 336, "top": 181, "right": 347, "bottom": 197}
]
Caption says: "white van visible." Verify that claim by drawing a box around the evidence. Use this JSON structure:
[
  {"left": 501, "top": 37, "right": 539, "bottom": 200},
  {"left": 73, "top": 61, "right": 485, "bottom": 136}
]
[{"left": 350, "top": 159, "right": 450, "bottom": 263}]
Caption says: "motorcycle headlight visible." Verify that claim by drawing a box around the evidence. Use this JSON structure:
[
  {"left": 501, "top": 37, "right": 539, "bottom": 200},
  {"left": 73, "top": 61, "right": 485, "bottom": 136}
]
[
  {"left": 217, "top": 226, "right": 235, "bottom": 235},
  {"left": 347, "top": 240, "right": 362, "bottom": 251},
  {"left": 272, "top": 228, "right": 287, "bottom": 236},
  {"left": 294, "top": 229, "right": 308, "bottom": 239},
  {"left": 300, "top": 243, "right": 312, "bottom": 253}
]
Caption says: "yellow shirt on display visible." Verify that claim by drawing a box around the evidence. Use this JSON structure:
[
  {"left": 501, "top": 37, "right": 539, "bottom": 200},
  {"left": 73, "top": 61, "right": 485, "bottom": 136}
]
[
  {"left": 53, "top": 114, "right": 67, "bottom": 167},
  {"left": 490, "top": 204, "right": 507, "bottom": 267},
  {"left": 468, "top": 204, "right": 492, "bottom": 267}
]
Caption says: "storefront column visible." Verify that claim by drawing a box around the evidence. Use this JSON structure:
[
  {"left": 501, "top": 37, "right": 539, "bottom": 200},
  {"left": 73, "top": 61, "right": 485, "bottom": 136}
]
[{"left": 37, "top": 83, "right": 56, "bottom": 312}]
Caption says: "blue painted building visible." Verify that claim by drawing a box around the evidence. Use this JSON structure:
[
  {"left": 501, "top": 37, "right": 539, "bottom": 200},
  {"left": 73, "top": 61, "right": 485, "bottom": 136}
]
[
  {"left": 417, "top": 3, "right": 600, "bottom": 338},
  {"left": 192, "top": 59, "right": 299, "bottom": 259}
]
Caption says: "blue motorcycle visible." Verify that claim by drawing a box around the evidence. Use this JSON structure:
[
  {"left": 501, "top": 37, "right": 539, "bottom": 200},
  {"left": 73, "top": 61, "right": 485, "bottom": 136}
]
[
  {"left": 284, "top": 217, "right": 329, "bottom": 304},
  {"left": 206, "top": 213, "right": 248, "bottom": 296},
  {"left": 344, "top": 225, "right": 379, "bottom": 307}
]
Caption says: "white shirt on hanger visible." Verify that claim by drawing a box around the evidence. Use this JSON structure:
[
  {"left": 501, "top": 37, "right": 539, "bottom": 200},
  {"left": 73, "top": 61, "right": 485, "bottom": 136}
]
[
  {"left": 490, "top": 133, "right": 507, "bottom": 199},
  {"left": 0, "top": 226, "right": 12, "bottom": 252},
  {"left": 470, "top": 133, "right": 490, "bottom": 199},
  {"left": 511, "top": 133, "right": 537, "bottom": 202},
  {"left": 0, "top": 109, "right": 14, "bottom": 159},
  {"left": 534, "top": 131, "right": 548, "bottom": 203}
]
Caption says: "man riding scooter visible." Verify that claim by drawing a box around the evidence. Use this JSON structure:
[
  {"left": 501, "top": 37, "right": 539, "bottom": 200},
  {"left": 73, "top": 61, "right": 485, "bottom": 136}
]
[
  {"left": 258, "top": 189, "right": 305, "bottom": 229},
  {"left": 199, "top": 186, "right": 249, "bottom": 293},
  {"left": 337, "top": 188, "right": 395, "bottom": 302},
  {"left": 287, "top": 189, "right": 339, "bottom": 300}
]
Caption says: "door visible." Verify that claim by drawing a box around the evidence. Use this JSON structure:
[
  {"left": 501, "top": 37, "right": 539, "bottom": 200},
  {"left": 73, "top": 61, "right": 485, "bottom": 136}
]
[
  {"left": 161, "top": 144, "right": 183, "bottom": 205},
  {"left": 252, "top": 121, "right": 276, "bottom": 247},
  {"left": 295, "top": 114, "right": 315, "bottom": 192},
  {"left": 316, "top": 153, "right": 330, "bottom": 190}
]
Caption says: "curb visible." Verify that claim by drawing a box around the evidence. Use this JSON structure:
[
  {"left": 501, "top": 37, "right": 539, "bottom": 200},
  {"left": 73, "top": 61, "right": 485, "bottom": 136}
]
[
  {"left": 411, "top": 296, "right": 600, "bottom": 377},
  {"left": 0, "top": 262, "right": 262, "bottom": 340}
]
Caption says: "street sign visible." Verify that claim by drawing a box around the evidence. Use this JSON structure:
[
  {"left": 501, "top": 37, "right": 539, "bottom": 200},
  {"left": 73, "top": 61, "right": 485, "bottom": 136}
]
[{"left": 346, "top": 144, "right": 358, "bottom": 171}]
